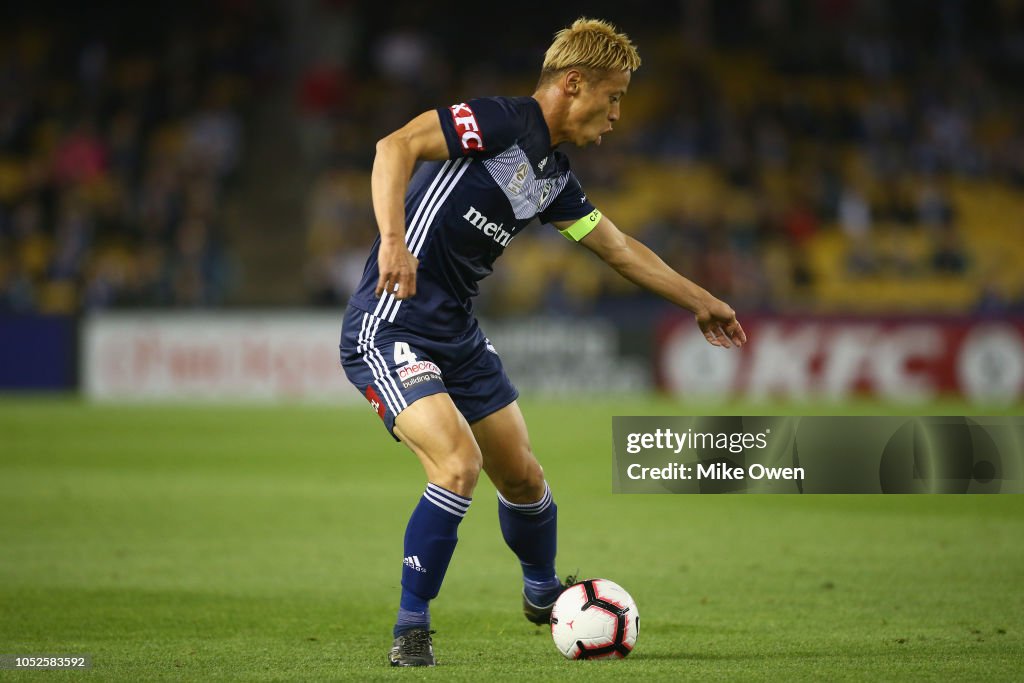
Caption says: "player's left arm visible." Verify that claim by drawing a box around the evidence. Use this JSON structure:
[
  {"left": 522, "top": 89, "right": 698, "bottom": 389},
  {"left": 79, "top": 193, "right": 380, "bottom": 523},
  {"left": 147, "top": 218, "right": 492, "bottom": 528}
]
[{"left": 553, "top": 213, "right": 747, "bottom": 348}]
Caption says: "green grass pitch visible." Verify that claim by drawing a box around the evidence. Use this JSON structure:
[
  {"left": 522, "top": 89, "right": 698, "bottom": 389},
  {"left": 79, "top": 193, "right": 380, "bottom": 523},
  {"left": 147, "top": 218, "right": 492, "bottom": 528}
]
[{"left": 1, "top": 397, "right": 1022, "bottom": 681}]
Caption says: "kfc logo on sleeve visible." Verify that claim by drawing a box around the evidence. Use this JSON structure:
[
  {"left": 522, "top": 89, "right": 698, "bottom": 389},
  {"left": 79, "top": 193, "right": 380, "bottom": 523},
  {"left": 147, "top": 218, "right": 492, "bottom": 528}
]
[{"left": 450, "top": 103, "right": 485, "bottom": 152}]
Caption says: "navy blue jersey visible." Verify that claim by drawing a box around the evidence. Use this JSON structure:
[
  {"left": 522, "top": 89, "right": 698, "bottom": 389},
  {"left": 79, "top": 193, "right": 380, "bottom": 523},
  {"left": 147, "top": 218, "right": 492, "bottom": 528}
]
[{"left": 348, "top": 96, "right": 596, "bottom": 335}]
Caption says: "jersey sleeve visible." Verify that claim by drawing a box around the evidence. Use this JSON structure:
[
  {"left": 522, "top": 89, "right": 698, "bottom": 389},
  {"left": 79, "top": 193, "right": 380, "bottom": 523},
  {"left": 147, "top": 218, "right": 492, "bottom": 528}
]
[
  {"left": 538, "top": 171, "right": 596, "bottom": 225},
  {"left": 436, "top": 97, "right": 521, "bottom": 159}
]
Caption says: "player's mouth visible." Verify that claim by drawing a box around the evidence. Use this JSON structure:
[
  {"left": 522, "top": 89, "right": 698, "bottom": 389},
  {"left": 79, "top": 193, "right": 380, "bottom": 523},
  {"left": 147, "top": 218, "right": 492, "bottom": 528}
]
[{"left": 596, "top": 127, "right": 613, "bottom": 145}]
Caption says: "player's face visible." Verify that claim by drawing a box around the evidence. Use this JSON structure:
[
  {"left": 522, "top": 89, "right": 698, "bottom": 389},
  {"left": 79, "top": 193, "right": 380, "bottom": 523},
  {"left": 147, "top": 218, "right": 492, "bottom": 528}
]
[{"left": 567, "top": 69, "right": 631, "bottom": 147}]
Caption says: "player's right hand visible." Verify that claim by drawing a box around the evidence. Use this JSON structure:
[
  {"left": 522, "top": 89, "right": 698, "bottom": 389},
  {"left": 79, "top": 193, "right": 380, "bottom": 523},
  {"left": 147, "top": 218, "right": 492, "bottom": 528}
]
[{"left": 375, "top": 239, "right": 419, "bottom": 299}]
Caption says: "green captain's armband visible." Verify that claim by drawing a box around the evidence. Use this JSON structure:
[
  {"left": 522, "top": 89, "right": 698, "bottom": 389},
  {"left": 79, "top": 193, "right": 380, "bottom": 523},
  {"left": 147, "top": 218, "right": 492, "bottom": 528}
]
[{"left": 559, "top": 209, "right": 602, "bottom": 242}]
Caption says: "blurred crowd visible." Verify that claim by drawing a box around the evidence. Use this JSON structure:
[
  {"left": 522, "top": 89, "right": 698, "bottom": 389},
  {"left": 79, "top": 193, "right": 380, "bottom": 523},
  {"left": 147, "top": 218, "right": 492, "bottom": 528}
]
[
  {"left": 3, "top": 1, "right": 1022, "bottom": 317},
  {"left": 0, "top": 2, "right": 280, "bottom": 313},
  {"left": 304, "top": 0, "right": 1024, "bottom": 316}
]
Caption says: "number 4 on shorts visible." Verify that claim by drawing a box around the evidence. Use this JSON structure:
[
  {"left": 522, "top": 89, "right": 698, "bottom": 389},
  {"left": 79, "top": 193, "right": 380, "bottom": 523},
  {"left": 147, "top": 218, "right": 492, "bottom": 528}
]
[{"left": 394, "top": 342, "right": 418, "bottom": 366}]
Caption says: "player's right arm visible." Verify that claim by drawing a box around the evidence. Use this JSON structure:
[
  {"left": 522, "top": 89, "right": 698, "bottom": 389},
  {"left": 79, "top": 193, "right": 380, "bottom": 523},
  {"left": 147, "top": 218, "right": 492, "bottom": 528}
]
[{"left": 371, "top": 112, "right": 450, "bottom": 300}]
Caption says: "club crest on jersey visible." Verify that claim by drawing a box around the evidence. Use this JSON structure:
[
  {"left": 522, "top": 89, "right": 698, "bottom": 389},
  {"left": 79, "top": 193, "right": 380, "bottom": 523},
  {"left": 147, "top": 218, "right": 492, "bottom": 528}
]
[
  {"left": 538, "top": 180, "right": 553, "bottom": 207},
  {"left": 506, "top": 161, "right": 529, "bottom": 195},
  {"left": 450, "top": 103, "right": 484, "bottom": 152}
]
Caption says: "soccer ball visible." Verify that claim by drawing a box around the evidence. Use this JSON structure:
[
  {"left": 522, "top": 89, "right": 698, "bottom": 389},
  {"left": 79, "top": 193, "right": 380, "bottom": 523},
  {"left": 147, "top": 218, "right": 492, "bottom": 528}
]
[{"left": 550, "top": 578, "right": 639, "bottom": 659}]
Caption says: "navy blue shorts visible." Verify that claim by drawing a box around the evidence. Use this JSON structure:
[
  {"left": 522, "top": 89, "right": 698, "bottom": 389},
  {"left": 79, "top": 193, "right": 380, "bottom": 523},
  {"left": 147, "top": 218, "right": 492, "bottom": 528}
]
[{"left": 340, "top": 305, "right": 519, "bottom": 439}]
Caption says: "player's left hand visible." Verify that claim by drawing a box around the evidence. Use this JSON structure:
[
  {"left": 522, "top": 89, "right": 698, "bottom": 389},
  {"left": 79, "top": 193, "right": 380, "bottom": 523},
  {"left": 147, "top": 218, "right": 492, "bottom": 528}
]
[{"left": 695, "top": 297, "right": 747, "bottom": 349}]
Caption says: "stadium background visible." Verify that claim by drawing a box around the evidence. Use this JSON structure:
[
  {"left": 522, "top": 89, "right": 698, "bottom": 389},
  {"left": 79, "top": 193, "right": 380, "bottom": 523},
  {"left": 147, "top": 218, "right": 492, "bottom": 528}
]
[
  {"left": 1, "top": 1, "right": 1022, "bottom": 680},
  {"left": 2, "top": 0, "right": 1023, "bottom": 402}
]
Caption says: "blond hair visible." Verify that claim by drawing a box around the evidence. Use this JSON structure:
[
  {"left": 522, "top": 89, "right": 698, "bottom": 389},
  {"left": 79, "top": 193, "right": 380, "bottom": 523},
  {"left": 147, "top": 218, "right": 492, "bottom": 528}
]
[{"left": 540, "top": 18, "right": 640, "bottom": 83}]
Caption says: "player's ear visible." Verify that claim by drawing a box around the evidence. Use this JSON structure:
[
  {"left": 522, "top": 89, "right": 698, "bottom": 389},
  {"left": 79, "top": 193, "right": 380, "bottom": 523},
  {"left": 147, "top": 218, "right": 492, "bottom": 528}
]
[{"left": 564, "top": 69, "right": 583, "bottom": 96}]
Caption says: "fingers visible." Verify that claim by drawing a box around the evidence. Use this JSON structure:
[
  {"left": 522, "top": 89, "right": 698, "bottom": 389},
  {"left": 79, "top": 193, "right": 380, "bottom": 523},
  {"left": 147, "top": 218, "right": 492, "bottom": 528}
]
[
  {"left": 730, "top": 320, "right": 747, "bottom": 346},
  {"left": 712, "top": 324, "right": 732, "bottom": 348},
  {"left": 374, "top": 248, "right": 419, "bottom": 299},
  {"left": 701, "top": 322, "right": 730, "bottom": 348},
  {"left": 397, "top": 270, "right": 417, "bottom": 299},
  {"left": 375, "top": 274, "right": 417, "bottom": 299},
  {"left": 700, "top": 317, "right": 746, "bottom": 349}
]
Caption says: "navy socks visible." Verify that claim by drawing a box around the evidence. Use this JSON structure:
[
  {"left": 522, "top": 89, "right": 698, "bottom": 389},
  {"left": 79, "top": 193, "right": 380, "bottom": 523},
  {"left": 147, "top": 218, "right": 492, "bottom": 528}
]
[
  {"left": 393, "top": 483, "right": 471, "bottom": 637},
  {"left": 497, "top": 481, "right": 561, "bottom": 606},
  {"left": 392, "top": 480, "right": 560, "bottom": 636}
]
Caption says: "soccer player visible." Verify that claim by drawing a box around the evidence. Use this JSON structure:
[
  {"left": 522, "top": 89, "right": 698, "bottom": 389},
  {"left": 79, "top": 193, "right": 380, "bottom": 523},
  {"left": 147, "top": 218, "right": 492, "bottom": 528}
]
[{"left": 340, "top": 17, "right": 746, "bottom": 667}]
